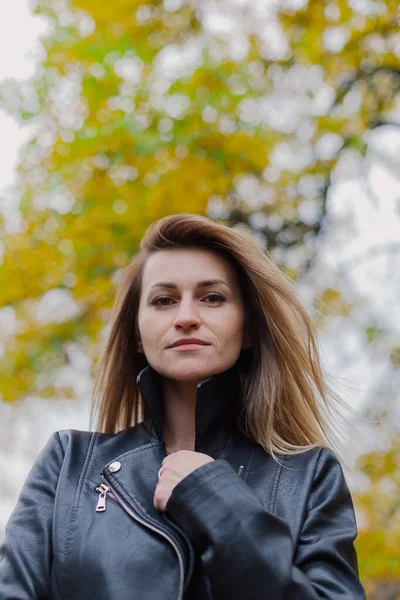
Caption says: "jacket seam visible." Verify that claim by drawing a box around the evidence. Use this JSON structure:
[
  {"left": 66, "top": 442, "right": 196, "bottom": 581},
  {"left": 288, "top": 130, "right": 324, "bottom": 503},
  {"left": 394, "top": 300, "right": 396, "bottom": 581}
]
[
  {"left": 49, "top": 432, "right": 66, "bottom": 599},
  {"left": 269, "top": 457, "right": 285, "bottom": 513},
  {"left": 305, "top": 447, "right": 325, "bottom": 512},
  {"left": 61, "top": 431, "right": 97, "bottom": 599},
  {"left": 56, "top": 431, "right": 66, "bottom": 460}
]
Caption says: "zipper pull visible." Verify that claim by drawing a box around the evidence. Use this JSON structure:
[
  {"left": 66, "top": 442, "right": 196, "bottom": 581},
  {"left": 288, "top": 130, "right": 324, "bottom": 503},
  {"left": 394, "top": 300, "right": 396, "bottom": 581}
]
[
  {"left": 238, "top": 465, "right": 244, "bottom": 478},
  {"left": 96, "top": 483, "right": 110, "bottom": 512}
]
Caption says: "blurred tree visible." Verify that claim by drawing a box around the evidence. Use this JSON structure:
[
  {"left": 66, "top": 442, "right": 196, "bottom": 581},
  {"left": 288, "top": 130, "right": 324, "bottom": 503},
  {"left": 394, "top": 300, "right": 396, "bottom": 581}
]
[
  {"left": 0, "top": 2, "right": 399, "bottom": 592},
  {"left": 1, "top": 0, "right": 398, "bottom": 402},
  {"left": 355, "top": 436, "right": 400, "bottom": 598}
]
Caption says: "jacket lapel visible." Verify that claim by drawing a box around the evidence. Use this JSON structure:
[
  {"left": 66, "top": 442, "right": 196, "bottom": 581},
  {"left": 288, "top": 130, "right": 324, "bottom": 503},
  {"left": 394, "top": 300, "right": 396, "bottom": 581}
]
[
  {"left": 100, "top": 439, "right": 195, "bottom": 589},
  {"left": 101, "top": 440, "right": 167, "bottom": 522}
]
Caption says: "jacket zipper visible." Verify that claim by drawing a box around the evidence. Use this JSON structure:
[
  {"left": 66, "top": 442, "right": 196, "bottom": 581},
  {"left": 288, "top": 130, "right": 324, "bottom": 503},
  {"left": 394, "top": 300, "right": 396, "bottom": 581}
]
[
  {"left": 97, "top": 474, "right": 185, "bottom": 600},
  {"left": 95, "top": 483, "right": 116, "bottom": 512}
]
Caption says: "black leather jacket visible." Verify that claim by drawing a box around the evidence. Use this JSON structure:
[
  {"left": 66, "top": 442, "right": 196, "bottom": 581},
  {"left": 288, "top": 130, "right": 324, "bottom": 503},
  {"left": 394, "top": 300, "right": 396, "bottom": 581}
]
[{"left": 1, "top": 364, "right": 365, "bottom": 599}]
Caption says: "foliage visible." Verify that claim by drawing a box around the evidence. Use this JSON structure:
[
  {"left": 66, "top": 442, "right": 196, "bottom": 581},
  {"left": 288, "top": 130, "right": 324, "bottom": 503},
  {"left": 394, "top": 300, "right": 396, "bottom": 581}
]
[
  {"left": 1, "top": 0, "right": 398, "bottom": 402},
  {"left": 355, "top": 437, "right": 400, "bottom": 598}
]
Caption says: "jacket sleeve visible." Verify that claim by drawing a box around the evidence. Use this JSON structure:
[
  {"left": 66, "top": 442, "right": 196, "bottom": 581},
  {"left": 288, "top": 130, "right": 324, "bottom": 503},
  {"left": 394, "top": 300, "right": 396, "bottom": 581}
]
[
  {"left": 0, "top": 432, "right": 64, "bottom": 600},
  {"left": 166, "top": 447, "right": 365, "bottom": 599}
]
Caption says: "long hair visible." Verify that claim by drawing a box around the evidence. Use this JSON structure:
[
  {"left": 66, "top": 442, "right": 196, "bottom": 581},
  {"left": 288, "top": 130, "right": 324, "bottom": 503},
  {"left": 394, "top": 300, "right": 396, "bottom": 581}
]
[{"left": 91, "top": 213, "right": 349, "bottom": 460}]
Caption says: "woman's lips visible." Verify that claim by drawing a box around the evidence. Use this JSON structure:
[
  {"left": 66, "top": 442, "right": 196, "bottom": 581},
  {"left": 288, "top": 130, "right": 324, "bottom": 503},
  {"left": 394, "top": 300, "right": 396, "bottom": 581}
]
[{"left": 170, "top": 343, "right": 210, "bottom": 351}]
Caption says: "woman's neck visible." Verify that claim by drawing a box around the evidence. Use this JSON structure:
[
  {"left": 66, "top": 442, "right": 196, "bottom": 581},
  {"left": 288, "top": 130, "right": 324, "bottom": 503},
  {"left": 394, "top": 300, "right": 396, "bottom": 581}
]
[{"left": 161, "top": 378, "right": 198, "bottom": 453}]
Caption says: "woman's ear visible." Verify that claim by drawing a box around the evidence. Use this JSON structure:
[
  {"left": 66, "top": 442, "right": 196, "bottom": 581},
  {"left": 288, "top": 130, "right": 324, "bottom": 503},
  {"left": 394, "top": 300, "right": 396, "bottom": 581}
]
[{"left": 137, "top": 339, "right": 143, "bottom": 353}]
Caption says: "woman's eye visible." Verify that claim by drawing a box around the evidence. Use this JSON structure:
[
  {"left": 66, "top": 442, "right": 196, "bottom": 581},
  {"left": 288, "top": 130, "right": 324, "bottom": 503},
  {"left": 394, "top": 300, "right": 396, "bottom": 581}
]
[
  {"left": 205, "top": 293, "right": 225, "bottom": 303},
  {"left": 151, "top": 293, "right": 225, "bottom": 307},
  {"left": 152, "top": 297, "right": 174, "bottom": 307}
]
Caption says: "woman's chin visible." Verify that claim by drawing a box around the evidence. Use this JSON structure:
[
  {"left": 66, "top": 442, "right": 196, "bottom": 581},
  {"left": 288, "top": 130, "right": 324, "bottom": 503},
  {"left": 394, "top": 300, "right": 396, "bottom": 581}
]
[{"left": 160, "top": 361, "right": 217, "bottom": 383}]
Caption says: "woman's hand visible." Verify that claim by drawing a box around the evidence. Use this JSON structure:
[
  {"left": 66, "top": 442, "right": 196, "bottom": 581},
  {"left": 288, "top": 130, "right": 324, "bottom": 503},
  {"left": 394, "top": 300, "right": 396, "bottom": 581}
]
[{"left": 154, "top": 450, "right": 214, "bottom": 512}]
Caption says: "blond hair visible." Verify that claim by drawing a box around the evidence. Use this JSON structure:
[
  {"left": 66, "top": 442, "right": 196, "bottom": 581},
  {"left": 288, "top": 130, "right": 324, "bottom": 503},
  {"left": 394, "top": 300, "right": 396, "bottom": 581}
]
[{"left": 91, "top": 213, "right": 347, "bottom": 460}]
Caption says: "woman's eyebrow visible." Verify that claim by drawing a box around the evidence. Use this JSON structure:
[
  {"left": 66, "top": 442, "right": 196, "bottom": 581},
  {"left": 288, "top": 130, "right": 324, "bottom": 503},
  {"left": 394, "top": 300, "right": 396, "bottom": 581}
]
[{"left": 150, "top": 279, "right": 231, "bottom": 290}]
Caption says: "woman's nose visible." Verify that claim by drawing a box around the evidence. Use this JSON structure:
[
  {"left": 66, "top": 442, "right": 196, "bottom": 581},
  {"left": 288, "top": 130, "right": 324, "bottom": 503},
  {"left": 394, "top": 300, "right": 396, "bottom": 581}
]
[{"left": 173, "top": 300, "right": 201, "bottom": 329}]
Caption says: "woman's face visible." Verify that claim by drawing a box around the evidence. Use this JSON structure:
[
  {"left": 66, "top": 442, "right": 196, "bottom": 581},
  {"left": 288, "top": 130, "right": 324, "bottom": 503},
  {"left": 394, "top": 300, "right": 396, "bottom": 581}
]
[{"left": 138, "top": 248, "right": 248, "bottom": 383}]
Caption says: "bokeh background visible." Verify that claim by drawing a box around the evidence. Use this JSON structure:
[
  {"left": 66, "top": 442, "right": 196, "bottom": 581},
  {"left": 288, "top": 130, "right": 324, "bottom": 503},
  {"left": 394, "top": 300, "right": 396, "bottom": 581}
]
[{"left": 1, "top": 0, "right": 400, "bottom": 597}]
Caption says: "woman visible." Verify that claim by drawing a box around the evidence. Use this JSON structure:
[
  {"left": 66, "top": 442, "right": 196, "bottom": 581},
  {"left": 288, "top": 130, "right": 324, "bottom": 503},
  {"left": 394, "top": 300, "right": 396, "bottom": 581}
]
[{"left": 0, "top": 213, "right": 365, "bottom": 599}]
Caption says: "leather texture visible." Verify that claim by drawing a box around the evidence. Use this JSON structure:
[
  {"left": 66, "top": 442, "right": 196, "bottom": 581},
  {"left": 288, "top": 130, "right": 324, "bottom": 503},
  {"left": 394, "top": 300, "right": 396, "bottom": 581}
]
[{"left": 0, "top": 363, "right": 365, "bottom": 599}]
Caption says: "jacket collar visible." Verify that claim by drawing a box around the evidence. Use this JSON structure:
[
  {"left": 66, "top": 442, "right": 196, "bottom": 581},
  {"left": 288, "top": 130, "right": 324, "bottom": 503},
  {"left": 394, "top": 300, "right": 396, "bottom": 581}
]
[{"left": 136, "top": 362, "right": 244, "bottom": 453}]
